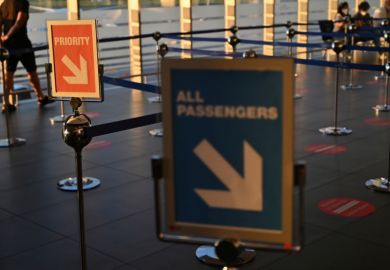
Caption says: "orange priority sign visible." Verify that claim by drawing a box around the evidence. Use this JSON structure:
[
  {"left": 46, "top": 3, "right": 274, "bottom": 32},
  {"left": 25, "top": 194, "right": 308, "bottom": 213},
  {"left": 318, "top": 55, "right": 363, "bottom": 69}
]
[{"left": 47, "top": 20, "right": 101, "bottom": 100}]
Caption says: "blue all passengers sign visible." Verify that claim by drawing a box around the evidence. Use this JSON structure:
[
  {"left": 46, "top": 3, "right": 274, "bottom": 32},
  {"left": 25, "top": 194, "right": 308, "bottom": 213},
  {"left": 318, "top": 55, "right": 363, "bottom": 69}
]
[{"left": 162, "top": 58, "right": 294, "bottom": 244}]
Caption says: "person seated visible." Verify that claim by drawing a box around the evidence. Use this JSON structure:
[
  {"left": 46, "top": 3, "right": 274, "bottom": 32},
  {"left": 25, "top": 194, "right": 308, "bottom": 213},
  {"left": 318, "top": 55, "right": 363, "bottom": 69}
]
[
  {"left": 352, "top": 1, "right": 378, "bottom": 45},
  {"left": 333, "top": 2, "right": 351, "bottom": 34}
]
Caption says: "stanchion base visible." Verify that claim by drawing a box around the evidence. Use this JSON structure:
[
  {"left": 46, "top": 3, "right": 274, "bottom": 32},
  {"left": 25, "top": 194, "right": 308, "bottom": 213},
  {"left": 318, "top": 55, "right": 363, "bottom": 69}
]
[
  {"left": 374, "top": 73, "right": 386, "bottom": 81},
  {"left": 319, "top": 126, "right": 352, "bottom": 136},
  {"left": 341, "top": 84, "right": 363, "bottom": 90},
  {"left": 372, "top": 104, "right": 390, "bottom": 112},
  {"left": 50, "top": 115, "right": 69, "bottom": 125},
  {"left": 0, "top": 137, "right": 27, "bottom": 148},
  {"left": 365, "top": 178, "right": 390, "bottom": 192},
  {"left": 149, "top": 128, "right": 163, "bottom": 137},
  {"left": 57, "top": 177, "right": 101, "bottom": 191},
  {"left": 148, "top": 96, "right": 162, "bottom": 103},
  {"left": 294, "top": 94, "right": 303, "bottom": 100},
  {"left": 195, "top": 245, "right": 256, "bottom": 267}
]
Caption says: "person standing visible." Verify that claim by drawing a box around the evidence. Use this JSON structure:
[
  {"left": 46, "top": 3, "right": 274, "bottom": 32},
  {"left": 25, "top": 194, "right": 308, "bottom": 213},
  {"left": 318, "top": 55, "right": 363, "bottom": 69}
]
[
  {"left": 0, "top": 0, "right": 53, "bottom": 113},
  {"left": 373, "top": 0, "right": 390, "bottom": 26},
  {"left": 333, "top": 2, "right": 352, "bottom": 33}
]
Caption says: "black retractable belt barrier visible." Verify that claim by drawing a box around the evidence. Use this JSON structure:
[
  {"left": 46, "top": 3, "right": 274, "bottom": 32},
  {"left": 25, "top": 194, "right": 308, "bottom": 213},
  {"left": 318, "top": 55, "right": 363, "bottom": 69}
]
[
  {"left": 341, "top": 24, "right": 363, "bottom": 90},
  {"left": 0, "top": 47, "right": 26, "bottom": 148},
  {"left": 319, "top": 41, "right": 352, "bottom": 136}
]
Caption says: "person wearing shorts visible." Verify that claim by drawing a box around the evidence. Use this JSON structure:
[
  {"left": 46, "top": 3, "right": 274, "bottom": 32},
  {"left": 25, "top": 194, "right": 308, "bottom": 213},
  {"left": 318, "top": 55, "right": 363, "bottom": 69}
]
[{"left": 0, "top": 0, "right": 53, "bottom": 113}]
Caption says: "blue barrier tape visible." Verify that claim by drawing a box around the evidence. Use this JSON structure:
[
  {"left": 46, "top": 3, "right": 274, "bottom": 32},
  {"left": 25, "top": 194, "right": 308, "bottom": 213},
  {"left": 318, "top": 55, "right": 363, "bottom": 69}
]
[
  {"left": 164, "top": 35, "right": 227, "bottom": 43},
  {"left": 170, "top": 46, "right": 384, "bottom": 72},
  {"left": 84, "top": 113, "right": 162, "bottom": 138},
  {"left": 102, "top": 76, "right": 160, "bottom": 94},
  {"left": 239, "top": 38, "right": 329, "bottom": 49},
  {"left": 295, "top": 30, "right": 381, "bottom": 39}
]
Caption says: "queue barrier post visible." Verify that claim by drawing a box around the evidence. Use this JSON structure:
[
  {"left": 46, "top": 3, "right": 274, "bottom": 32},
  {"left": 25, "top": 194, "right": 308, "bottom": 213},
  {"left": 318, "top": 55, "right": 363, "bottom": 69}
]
[
  {"left": 227, "top": 35, "right": 240, "bottom": 55},
  {"left": 0, "top": 47, "right": 27, "bottom": 148},
  {"left": 374, "top": 20, "right": 389, "bottom": 80},
  {"left": 62, "top": 97, "right": 92, "bottom": 270},
  {"left": 45, "top": 63, "right": 70, "bottom": 124},
  {"left": 365, "top": 143, "right": 390, "bottom": 192},
  {"left": 373, "top": 61, "right": 390, "bottom": 112},
  {"left": 285, "top": 27, "right": 302, "bottom": 99},
  {"left": 319, "top": 41, "right": 352, "bottom": 136},
  {"left": 149, "top": 42, "right": 168, "bottom": 138},
  {"left": 341, "top": 24, "right": 363, "bottom": 90}
]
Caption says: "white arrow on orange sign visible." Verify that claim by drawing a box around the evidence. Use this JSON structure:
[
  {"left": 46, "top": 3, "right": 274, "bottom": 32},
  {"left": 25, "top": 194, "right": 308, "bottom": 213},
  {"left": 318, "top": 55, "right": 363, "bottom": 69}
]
[
  {"left": 61, "top": 55, "right": 88, "bottom": 85},
  {"left": 194, "top": 139, "right": 263, "bottom": 211}
]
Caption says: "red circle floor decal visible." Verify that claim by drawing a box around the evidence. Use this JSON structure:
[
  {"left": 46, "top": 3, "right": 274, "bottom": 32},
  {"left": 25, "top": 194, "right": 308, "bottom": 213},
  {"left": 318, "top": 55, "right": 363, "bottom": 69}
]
[
  {"left": 85, "top": 140, "right": 112, "bottom": 150},
  {"left": 364, "top": 117, "right": 390, "bottom": 127},
  {"left": 318, "top": 198, "right": 376, "bottom": 217},
  {"left": 304, "top": 144, "right": 347, "bottom": 155}
]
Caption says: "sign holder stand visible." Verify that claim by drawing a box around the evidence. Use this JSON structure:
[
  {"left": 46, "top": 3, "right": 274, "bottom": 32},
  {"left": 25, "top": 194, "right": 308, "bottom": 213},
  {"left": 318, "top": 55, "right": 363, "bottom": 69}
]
[
  {"left": 151, "top": 156, "right": 306, "bottom": 267},
  {"left": 56, "top": 64, "right": 105, "bottom": 191},
  {"left": 0, "top": 48, "right": 27, "bottom": 148},
  {"left": 319, "top": 41, "right": 352, "bottom": 136},
  {"left": 373, "top": 61, "right": 390, "bottom": 113},
  {"left": 149, "top": 39, "right": 167, "bottom": 138},
  {"left": 45, "top": 64, "right": 70, "bottom": 124},
  {"left": 286, "top": 27, "right": 302, "bottom": 99},
  {"left": 365, "top": 143, "right": 390, "bottom": 192},
  {"left": 341, "top": 24, "right": 362, "bottom": 91},
  {"left": 62, "top": 97, "right": 92, "bottom": 270}
]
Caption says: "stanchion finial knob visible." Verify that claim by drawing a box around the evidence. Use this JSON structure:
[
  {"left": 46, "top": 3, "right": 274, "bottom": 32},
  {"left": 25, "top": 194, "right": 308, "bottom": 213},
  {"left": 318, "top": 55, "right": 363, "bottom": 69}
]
[
  {"left": 385, "top": 62, "right": 390, "bottom": 76},
  {"left": 243, "top": 49, "right": 257, "bottom": 59},
  {"left": 384, "top": 31, "right": 390, "bottom": 43},
  {"left": 286, "top": 28, "right": 296, "bottom": 39},
  {"left": 157, "top": 43, "right": 169, "bottom": 58},
  {"left": 153, "top": 31, "right": 161, "bottom": 42},
  {"left": 0, "top": 48, "right": 9, "bottom": 62},
  {"left": 381, "top": 19, "right": 389, "bottom": 27},
  {"left": 343, "top": 16, "right": 351, "bottom": 23},
  {"left": 230, "top": 25, "right": 238, "bottom": 34},
  {"left": 63, "top": 113, "right": 92, "bottom": 152},
  {"left": 331, "top": 40, "right": 345, "bottom": 54},
  {"left": 286, "top": 21, "right": 293, "bottom": 28},
  {"left": 228, "top": 35, "right": 240, "bottom": 47},
  {"left": 348, "top": 24, "right": 357, "bottom": 32}
]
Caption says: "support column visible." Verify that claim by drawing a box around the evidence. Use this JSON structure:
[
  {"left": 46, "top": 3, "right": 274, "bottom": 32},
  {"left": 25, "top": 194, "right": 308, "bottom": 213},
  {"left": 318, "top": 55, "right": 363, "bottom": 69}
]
[
  {"left": 128, "top": 0, "right": 143, "bottom": 83},
  {"left": 67, "top": 0, "right": 80, "bottom": 20},
  {"left": 263, "top": 0, "right": 275, "bottom": 56},
  {"left": 297, "top": 0, "right": 309, "bottom": 59},
  {"left": 355, "top": 0, "right": 365, "bottom": 12},
  {"left": 180, "top": 0, "right": 192, "bottom": 59},
  {"left": 224, "top": 0, "right": 236, "bottom": 55},
  {"left": 328, "top": 0, "right": 339, "bottom": 21}
]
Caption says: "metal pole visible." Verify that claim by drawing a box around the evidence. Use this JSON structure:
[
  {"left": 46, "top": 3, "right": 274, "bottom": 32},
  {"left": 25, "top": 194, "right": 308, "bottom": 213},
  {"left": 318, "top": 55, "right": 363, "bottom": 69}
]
[
  {"left": 333, "top": 53, "right": 340, "bottom": 130},
  {"left": 1, "top": 59, "right": 11, "bottom": 145},
  {"left": 75, "top": 150, "right": 88, "bottom": 270}
]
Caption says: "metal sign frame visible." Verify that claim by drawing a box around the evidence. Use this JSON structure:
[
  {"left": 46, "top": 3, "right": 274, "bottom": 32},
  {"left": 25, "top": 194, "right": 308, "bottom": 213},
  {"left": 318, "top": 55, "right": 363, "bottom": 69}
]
[
  {"left": 47, "top": 20, "right": 102, "bottom": 101},
  {"left": 161, "top": 58, "right": 294, "bottom": 246}
]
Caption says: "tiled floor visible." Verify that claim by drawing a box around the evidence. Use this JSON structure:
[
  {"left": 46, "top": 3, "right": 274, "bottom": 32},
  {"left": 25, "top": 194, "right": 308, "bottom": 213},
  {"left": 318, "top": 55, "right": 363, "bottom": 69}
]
[{"left": 0, "top": 55, "right": 389, "bottom": 270}]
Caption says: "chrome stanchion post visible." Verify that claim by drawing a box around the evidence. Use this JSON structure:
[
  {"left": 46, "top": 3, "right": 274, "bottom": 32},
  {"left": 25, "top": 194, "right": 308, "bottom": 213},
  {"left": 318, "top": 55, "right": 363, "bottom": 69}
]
[
  {"left": 62, "top": 97, "right": 92, "bottom": 270},
  {"left": 374, "top": 20, "right": 389, "bottom": 80},
  {"left": 341, "top": 24, "right": 363, "bottom": 90},
  {"left": 373, "top": 61, "right": 390, "bottom": 112},
  {"left": 319, "top": 41, "right": 352, "bottom": 136},
  {"left": 227, "top": 35, "right": 240, "bottom": 55},
  {"left": 149, "top": 43, "right": 168, "bottom": 138},
  {"left": 46, "top": 63, "right": 69, "bottom": 125},
  {"left": 365, "top": 143, "right": 390, "bottom": 192},
  {"left": 196, "top": 239, "right": 256, "bottom": 267},
  {"left": 0, "top": 48, "right": 26, "bottom": 148},
  {"left": 148, "top": 32, "right": 162, "bottom": 104},
  {"left": 286, "top": 27, "right": 302, "bottom": 99}
]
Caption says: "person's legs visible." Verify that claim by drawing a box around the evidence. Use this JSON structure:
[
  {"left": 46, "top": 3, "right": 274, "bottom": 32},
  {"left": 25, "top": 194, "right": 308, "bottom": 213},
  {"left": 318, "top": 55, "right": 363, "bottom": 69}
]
[{"left": 27, "top": 70, "right": 44, "bottom": 100}]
